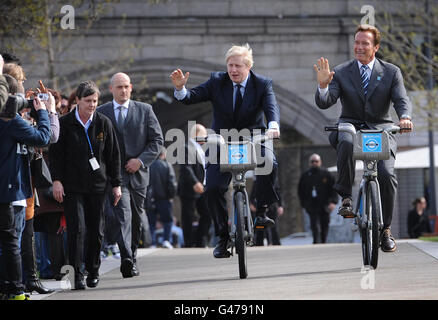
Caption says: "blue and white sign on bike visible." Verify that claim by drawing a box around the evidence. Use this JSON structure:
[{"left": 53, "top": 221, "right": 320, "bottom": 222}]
[
  {"left": 362, "top": 134, "right": 382, "bottom": 153},
  {"left": 228, "top": 145, "right": 249, "bottom": 164}
]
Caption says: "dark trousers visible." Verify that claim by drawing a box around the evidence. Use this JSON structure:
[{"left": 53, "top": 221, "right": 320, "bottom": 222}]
[
  {"left": 20, "top": 218, "right": 36, "bottom": 283},
  {"left": 147, "top": 199, "right": 173, "bottom": 245},
  {"left": 110, "top": 185, "right": 145, "bottom": 263},
  {"left": 205, "top": 146, "right": 278, "bottom": 240},
  {"left": 254, "top": 203, "right": 281, "bottom": 246},
  {"left": 330, "top": 131, "right": 397, "bottom": 228},
  {"left": 307, "top": 209, "right": 330, "bottom": 244},
  {"left": 180, "top": 194, "right": 211, "bottom": 247},
  {"left": 0, "top": 203, "right": 23, "bottom": 295},
  {"left": 64, "top": 193, "right": 105, "bottom": 278}
]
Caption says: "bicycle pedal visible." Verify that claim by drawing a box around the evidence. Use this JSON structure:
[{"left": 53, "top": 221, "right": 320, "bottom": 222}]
[
  {"left": 338, "top": 207, "right": 356, "bottom": 218},
  {"left": 255, "top": 225, "right": 266, "bottom": 230},
  {"left": 341, "top": 213, "right": 357, "bottom": 219}
]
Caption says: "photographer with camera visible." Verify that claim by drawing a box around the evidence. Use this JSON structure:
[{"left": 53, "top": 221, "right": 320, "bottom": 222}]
[
  {"left": 0, "top": 57, "right": 51, "bottom": 299},
  {"left": 0, "top": 55, "right": 9, "bottom": 112}
]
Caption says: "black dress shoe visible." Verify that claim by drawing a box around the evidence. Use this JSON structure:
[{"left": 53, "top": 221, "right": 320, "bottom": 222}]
[
  {"left": 254, "top": 215, "right": 275, "bottom": 229},
  {"left": 86, "top": 275, "right": 99, "bottom": 288},
  {"left": 120, "top": 258, "right": 134, "bottom": 278},
  {"left": 380, "top": 228, "right": 397, "bottom": 252},
  {"left": 213, "top": 238, "right": 231, "bottom": 258},
  {"left": 74, "top": 278, "right": 86, "bottom": 290},
  {"left": 132, "top": 263, "right": 140, "bottom": 277},
  {"left": 338, "top": 197, "right": 356, "bottom": 218},
  {"left": 54, "top": 273, "right": 65, "bottom": 281},
  {"left": 25, "top": 279, "right": 55, "bottom": 294}
]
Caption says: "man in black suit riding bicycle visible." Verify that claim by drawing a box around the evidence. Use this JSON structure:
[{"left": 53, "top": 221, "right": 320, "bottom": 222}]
[
  {"left": 314, "top": 25, "right": 413, "bottom": 252},
  {"left": 170, "top": 44, "right": 280, "bottom": 258}
]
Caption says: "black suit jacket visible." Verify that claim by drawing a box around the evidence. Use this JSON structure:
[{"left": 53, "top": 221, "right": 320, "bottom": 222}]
[{"left": 179, "top": 70, "right": 280, "bottom": 132}]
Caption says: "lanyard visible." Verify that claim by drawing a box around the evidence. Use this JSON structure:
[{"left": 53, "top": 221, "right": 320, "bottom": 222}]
[{"left": 85, "top": 128, "right": 94, "bottom": 157}]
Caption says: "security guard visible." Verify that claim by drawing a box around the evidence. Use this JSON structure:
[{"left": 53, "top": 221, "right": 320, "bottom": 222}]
[{"left": 298, "top": 154, "right": 338, "bottom": 243}]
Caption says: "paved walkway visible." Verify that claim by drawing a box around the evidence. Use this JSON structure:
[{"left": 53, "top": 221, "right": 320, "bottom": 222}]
[{"left": 32, "top": 238, "right": 438, "bottom": 300}]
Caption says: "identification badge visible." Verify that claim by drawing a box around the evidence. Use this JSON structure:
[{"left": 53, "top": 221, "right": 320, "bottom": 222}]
[
  {"left": 89, "top": 157, "right": 100, "bottom": 171},
  {"left": 312, "top": 186, "right": 317, "bottom": 198}
]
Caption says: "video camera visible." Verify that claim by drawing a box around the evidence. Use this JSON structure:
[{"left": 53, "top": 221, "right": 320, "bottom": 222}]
[{"left": 0, "top": 94, "right": 40, "bottom": 119}]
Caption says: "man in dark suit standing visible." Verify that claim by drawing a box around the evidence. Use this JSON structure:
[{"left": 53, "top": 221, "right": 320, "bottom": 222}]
[
  {"left": 314, "top": 25, "right": 413, "bottom": 252},
  {"left": 170, "top": 44, "right": 280, "bottom": 258},
  {"left": 98, "top": 73, "right": 163, "bottom": 277},
  {"left": 178, "top": 123, "right": 211, "bottom": 247}
]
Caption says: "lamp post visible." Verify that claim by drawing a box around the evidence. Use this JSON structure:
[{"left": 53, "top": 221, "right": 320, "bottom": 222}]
[{"left": 425, "top": 0, "right": 437, "bottom": 215}]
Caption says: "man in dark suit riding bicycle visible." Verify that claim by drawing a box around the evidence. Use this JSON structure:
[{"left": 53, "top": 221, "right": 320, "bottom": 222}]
[{"left": 170, "top": 44, "right": 280, "bottom": 258}]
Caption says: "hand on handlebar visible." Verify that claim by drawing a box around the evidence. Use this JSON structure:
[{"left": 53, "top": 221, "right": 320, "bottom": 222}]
[
  {"left": 398, "top": 118, "right": 413, "bottom": 134},
  {"left": 266, "top": 128, "right": 280, "bottom": 139}
]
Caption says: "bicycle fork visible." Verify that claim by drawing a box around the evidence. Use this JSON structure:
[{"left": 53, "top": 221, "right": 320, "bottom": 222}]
[
  {"left": 229, "top": 174, "right": 254, "bottom": 255},
  {"left": 356, "top": 178, "right": 384, "bottom": 232}
]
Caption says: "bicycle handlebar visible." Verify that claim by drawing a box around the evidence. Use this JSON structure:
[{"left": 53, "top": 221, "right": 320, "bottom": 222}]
[
  {"left": 324, "top": 124, "right": 402, "bottom": 134},
  {"left": 195, "top": 134, "right": 279, "bottom": 145}
]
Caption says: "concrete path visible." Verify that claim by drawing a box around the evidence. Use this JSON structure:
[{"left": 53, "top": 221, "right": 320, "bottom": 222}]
[{"left": 36, "top": 240, "right": 438, "bottom": 300}]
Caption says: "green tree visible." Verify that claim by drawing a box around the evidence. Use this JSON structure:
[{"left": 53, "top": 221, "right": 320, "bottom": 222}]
[
  {"left": 0, "top": 0, "right": 118, "bottom": 90},
  {"left": 376, "top": 0, "right": 438, "bottom": 128}
]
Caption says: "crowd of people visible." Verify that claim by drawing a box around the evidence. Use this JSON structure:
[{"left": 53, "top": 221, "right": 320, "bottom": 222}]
[
  {"left": 0, "top": 23, "right": 422, "bottom": 300},
  {"left": 0, "top": 42, "right": 284, "bottom": 299}
]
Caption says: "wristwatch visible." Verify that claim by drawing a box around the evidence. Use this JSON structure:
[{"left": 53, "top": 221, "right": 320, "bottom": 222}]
[{"left": 400, "top": 114, "right": 411, "bottom": 120}]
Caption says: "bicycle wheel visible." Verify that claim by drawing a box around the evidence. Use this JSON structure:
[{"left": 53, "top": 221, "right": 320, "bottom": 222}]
[
  {"left": 357, "top": 190, "right": 370, "bottom": 266},
  {"left": 235, "top": 191, "right": 248, "bottom": 279},
  {"left": 363, "top": 180, "right": 380, "bottom": 269}
]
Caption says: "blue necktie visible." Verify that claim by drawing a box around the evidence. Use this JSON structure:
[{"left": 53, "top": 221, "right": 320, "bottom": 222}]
[{"left": 361, "top": 65, "right": 369, "bottom": 96}]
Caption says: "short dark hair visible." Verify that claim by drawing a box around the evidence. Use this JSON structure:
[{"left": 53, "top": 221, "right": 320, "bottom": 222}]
[
  {"left": 75, "top": 80, "right": 100, "bottom": 99},
  {"left": 355, "top": 25, "right": 381, "bottom": 46},
  {"left": 0, "top": 51, "right": 21, "bottom": 65}
]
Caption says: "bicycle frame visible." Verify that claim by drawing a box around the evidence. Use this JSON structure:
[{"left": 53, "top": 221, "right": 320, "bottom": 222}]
[
  {"left": 196, "top": 133, "right": 272, "bottom": 252},
  {"left": 326, "top": 123, "right": 401, "bottom": 269},
  {"left": 229, "top": 172, "right": 254, "bottom": 252},
  {"left": 356, "top": 160, "right": 384, "bottom": 231}
]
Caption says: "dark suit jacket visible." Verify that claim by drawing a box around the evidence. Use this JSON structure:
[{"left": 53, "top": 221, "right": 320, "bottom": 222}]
[
  {"left": 179, "top": 70, "right": 280, "bottom": 132},
  {"left": 177, "top": 140, "right": 205, "bottom": 199},
  {"left": 97, "top": 100, "right": 163, "bottom": 190},
  {"left": 315, "top": 58, "right": 412, "bottom": 154}
]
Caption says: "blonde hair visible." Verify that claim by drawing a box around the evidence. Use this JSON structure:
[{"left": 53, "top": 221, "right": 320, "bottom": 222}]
[
  {"left": 225, "top": 43, "right": 254, "bottom": 68},
  {"left": 3, "top": 63, "right": 26, "bottom": 82}
]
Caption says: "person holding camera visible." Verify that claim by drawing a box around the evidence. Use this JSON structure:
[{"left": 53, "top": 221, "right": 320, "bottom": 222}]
[
  {"left": 0, "top": 56, "right": 51, "bottom": 299},
  {"left": 0, "top": 55, "right": 9, "bottom": 112},
  {"left": 0, "top": 72, "right": 58, "bottom": 295}
]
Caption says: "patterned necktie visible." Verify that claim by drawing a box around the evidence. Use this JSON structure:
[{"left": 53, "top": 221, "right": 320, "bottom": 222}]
[
  {"left": 234, "top": 84, "right": 243, "bottom": 118},
  {"left": 361, "top": 64, "right": 369, "bottom": 96},
  {"left": 117, "top": 105, "right": 125, "bottom": 132}
]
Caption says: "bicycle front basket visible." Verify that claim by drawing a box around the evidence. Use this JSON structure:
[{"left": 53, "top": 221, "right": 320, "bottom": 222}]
[
  {"left": 353, "top": 130, "right": 391, "bottom": 161},
  {"left": 220, "top": 141, "right": 257, "bottom": 172}
]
